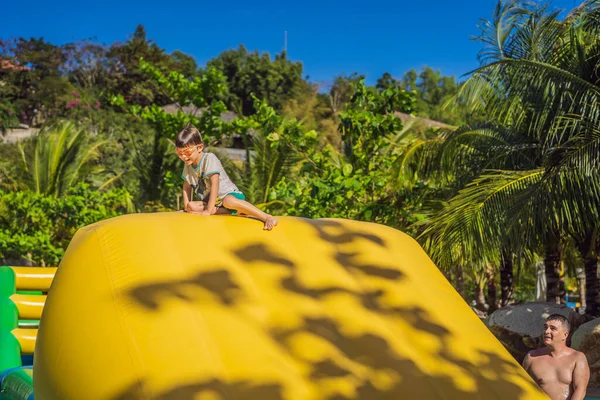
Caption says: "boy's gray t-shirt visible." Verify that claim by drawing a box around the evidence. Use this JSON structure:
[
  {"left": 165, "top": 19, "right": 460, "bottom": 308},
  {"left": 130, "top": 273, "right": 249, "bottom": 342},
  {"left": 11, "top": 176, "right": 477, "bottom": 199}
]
[{"left": 181, "top": 152, "right": 241, "bottom": 201}]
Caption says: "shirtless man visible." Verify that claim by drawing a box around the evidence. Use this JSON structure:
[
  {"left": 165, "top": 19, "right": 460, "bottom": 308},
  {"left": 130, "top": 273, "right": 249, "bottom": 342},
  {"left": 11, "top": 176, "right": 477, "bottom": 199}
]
[{"left": 522, "top": 314, "right": 590, "bottom": 400}]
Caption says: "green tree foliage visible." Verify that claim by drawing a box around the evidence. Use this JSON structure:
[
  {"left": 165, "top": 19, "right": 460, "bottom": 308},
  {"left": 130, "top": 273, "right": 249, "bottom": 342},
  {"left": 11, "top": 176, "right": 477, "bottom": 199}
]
[
  {"left": 0, "top": 183, "right": 133, "bottom": 266},
  {"left": 169, "top": 50, "right": 198, "bottom": 78},
  {"left": 62, "top": 39, "right": 114, "bottom": 91},
  {"left": 271, "top": 80, "right": 419, "bottom": 227},
  {"left": 207, "top": 45, "right": 307, "bottom": 116},
  {"left": 0, "top": 37, "right": 73, "bottom": 124},
  {"left": 107, "top": 25, "right": 184, "bottom": 106},
  {"left": 376, "top": 67, "right": 479, "bottom": 126},
  {"left": 13, "top": 120, "right": 114, "bottom": 197},
  {"left": 228, "top": 96, "right": 317, "bottom": 207},
  {"left": 327, "top": 73, "right": 365, "bottom": 115},
  {"left": 408, "top": 0, "right": 600, "bottom": 315},
  {"left": 280, "top": 83, "right": 334, "bottom": 134},
  {"left": 0, "top": 99, "right": 18, "bottom": 134}
]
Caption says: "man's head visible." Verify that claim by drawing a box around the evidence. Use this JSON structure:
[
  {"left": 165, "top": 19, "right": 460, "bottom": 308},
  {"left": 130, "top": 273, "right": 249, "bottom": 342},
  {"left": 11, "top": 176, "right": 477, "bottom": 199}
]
[
  {"left": 175, "top": 126, "right": 204, "bottom": 165},
  {"left": 543, "top": 314, "right": 570, "bottom": 347}
]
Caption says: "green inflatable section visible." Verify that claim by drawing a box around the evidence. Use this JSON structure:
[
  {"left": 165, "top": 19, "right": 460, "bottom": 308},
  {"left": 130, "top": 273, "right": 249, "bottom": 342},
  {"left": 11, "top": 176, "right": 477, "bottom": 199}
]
[
  {"left": 0, "top": 367, "right": 34, "bottom": 400},
  {"left": 0, "top": 267, "right": 35, "bottom": 400},
  {"left": 0, "top": 267, "right": 21, "bottom": 372}
]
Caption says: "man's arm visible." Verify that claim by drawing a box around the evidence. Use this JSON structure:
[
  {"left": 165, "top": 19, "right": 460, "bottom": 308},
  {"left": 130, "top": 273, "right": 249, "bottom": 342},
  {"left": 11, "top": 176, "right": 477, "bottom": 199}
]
[{"left": 571, "top": 352, "right": 590, "bottom": 400}]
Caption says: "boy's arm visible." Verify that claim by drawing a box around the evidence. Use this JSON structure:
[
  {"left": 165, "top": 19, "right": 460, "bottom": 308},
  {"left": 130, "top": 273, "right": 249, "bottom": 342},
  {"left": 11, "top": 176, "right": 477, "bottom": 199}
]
[
  {"left": 206, "top": 174, "right": 220, "bottom": 215},
  {"left": 182, "top": 181, "right": 193, "bottom": 211}
]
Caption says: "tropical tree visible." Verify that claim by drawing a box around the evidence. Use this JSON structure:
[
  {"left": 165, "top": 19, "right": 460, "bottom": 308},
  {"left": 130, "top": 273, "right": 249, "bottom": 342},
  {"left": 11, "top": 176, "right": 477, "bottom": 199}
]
[
  {"left": 206, "top": 45, "right": 308, "bottom": 116},
  {"left": 106, "top": 25, "right": 179, "bottom": 107},
  {"left": 415, "top": 0, "right": 600, "bottom": 315},
  {"left": 396, "top": 120, "right": 541, "bottom": 307},
  {"left": 271, "top": 80, "right": 418, "bottom": 226},
  {"left": 0, "top": 37, "right": 73, "bottom": 124},
  {"left": 15, "top": 120, "right": 113, "bottom": 197}
]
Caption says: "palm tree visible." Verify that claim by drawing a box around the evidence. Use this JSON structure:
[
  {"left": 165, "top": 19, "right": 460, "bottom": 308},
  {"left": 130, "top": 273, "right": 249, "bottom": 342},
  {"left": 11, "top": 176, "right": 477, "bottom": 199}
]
[
  {"left": 394, "top": 118, "right": 542, "bottom": 309},
  {"left": 17, "top": 120, "right": 113, "bottom": 197},
  {"left": 429, "top": 0, "right": 600, "bottom": 314}
]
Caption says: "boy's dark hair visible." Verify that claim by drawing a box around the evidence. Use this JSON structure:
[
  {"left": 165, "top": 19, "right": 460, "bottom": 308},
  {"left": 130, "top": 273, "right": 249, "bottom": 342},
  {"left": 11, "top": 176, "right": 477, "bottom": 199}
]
[
  {"left": 176, "top": 125, "right": 203, "bottom": 148},
  {"left": 546, "top": 314, "right": 570, "bottom": 332}
]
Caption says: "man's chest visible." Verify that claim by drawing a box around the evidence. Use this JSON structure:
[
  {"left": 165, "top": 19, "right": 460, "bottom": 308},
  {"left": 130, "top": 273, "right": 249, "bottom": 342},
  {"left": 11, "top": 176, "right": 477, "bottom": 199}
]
[{"left": 530, "top": 358, "right": 574, "bottom": 385}]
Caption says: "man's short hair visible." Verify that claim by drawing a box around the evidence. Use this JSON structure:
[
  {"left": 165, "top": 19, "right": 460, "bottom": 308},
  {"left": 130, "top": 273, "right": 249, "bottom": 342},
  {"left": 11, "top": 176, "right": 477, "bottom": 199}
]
[{"left": 546, "top": 314, "right": 570, "bottom": 332}]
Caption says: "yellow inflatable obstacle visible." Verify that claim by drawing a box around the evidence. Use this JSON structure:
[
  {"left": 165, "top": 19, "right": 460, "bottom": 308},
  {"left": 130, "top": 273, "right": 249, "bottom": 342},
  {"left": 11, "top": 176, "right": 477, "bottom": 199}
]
[{"left": 34, "top": 213, "right": 547, "bottom": 399}]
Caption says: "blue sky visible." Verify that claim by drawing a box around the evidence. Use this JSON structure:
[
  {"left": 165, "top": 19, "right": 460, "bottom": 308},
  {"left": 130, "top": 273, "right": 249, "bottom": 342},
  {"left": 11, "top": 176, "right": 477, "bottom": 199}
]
[{"left": 1, "top": 0, "right": 579, "bottom": 85}]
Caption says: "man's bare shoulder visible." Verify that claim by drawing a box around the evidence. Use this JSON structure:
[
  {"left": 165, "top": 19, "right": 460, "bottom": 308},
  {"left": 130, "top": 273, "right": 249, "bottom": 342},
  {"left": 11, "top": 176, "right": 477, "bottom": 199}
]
[
  {"left": 526, "top": 347, "right": 550, "bottom": 359},
  {"left": 523, "top": 348, "right": 548, "bottom": 370},
  {"left": 568, "top": 348, "right": 589, "bottom": 363},
  {"left": 555, "top": 347, "right": 585, "bottom": 359}
]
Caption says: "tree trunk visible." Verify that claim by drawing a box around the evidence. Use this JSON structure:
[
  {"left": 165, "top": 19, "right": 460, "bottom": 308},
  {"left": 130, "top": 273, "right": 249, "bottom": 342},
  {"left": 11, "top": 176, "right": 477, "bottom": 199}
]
[
  {"left": 545, "top": 233, "right": 564, "bottom": 304},
  {"left": 500, "top": 249, "right": 514, "bottom": 306},
  {"left": 587, "top": 238, "right": 600, "bottom": 317},
  {"left": 486, "top": 266, "right": 497, "bottom": 312},
  {"left": 577, "top": 268, "right": 586, "bottom": 309},
  {"left": 455, "top": 264, "right": 465, "bottom": 299},
  {"left": 559, "top": 261, "right": 566, "bottom": 304},
  {"left": 475, "top": 283, "right": 487, "bottom": 311},
  {"left": 575, "top": 231, "right": 599, "bottom": 317}
]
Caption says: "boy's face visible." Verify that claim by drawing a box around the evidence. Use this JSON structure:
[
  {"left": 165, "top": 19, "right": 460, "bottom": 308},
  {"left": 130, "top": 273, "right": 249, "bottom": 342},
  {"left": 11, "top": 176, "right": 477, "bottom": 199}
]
[{"left": 175, "top": 144, "right": 203, "bottom": 165}]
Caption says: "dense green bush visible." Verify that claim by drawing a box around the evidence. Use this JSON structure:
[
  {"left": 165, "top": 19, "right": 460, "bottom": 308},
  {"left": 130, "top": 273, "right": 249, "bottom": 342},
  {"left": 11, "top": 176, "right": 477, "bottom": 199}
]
[{"left": 0, "top": 183, "right": 133, "bottom": 266}]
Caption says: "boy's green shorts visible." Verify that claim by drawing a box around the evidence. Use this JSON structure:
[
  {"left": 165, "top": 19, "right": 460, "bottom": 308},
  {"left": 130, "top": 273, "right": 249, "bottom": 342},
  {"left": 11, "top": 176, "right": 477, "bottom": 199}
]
[{"left": 221, "top": 192, "right": 246, "bottom": 215}]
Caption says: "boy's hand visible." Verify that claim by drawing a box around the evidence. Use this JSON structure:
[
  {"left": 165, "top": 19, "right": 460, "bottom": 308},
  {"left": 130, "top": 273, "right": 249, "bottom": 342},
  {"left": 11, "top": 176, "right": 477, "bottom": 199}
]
[{"left": 185, "top": 201, "right": 205, "bottom": 213}]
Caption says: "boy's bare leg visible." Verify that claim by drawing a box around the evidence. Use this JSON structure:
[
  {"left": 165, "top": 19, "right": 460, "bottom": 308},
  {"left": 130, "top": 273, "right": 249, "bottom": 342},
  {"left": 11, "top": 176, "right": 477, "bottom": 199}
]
[
  {"left": 214, "top": 206, "right": 230, "bottom": 215},
  {"left": 222, "top": 196, "right": 278, "bottom": 230}
]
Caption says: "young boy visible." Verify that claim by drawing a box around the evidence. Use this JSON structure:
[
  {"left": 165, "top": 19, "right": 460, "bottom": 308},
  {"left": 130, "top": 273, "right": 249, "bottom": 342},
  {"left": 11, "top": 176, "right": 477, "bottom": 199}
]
[{"left": 175, "top": 125, "right": 278, "bottom": 230}]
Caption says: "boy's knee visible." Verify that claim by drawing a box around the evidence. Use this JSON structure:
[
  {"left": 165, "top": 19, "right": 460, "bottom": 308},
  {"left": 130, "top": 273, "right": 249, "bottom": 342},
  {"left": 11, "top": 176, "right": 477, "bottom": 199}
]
[{"left": 222, "top": 195, "right": 241, "bottom": 208}]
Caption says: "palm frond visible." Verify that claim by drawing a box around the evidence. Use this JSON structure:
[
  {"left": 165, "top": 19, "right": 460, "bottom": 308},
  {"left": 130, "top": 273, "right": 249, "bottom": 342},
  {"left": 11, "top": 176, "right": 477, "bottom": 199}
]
[
  {"left": 474, "top": 0, "right": 535, "bottom": 65},
  {"left": 546, "top": 114, "right": 600, "bottom": 175},
  {"left": 390, "top": 137, "right": 445, "bottom": 188},
  {"left": 65, "top": 139, "right": 110, "bottom": 192},
  {"left": 19, "top": 120, "right": 112, "bottom": 197},
  {"left": 97, "top": 172, "right": 124, "bottom": 191},
  {"left": 566, "top": 0, "right": 600, "bottom": 36},
  {"left": 459, "top": 58, "right": 600, "bottom": 144},
  {"left": 504, "top": 7, "right": 566, "bottom": 64},
  {"left": 441, "top": 124, "right": 539, "bottom": 180},
  {"left": 419, "top": 169, "right": 544, "bottom": 267},
  {"left": 248, "top": 125, "right": 301, "bottom": 204},
  {"left": 504, "top": 164, "right": 600, "bottom": 242}
]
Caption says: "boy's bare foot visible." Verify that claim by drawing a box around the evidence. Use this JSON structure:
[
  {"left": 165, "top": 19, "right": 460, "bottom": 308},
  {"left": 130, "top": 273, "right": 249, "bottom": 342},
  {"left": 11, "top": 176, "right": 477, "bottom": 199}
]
[{"left": 264, "top": 216, "right": 278, "bottom": 230}]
